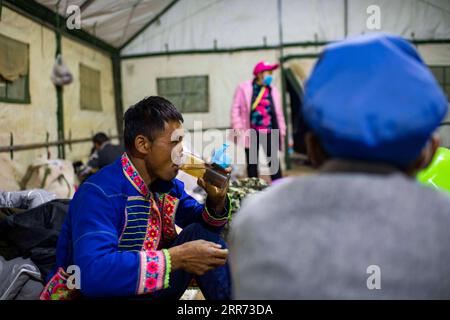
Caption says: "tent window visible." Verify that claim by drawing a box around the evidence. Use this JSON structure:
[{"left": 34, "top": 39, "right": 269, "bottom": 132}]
[
  {"left": 80, "top": 64, "right": 102, "bottom": 111},
  {"left": 157, "top": 76, "right": 209, "bottom": 113},
  {"left": 0, "top": 34, "right": 30, "bottom": 103},
  {"left": 430, "top": 66, "right": 450, "bottom": 101}
]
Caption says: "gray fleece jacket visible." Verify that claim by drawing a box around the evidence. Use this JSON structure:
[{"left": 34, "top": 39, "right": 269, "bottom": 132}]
[{"left": 230, "top": 160, "right": 450, "bottom": 299}]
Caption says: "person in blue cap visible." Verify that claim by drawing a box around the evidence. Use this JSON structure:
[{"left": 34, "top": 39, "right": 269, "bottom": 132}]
[{"left": 230, "top": 33, "right": 450, "bottom": 299}]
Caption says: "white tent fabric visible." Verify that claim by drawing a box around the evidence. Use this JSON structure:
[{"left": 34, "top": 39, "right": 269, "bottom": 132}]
[
  {"left": 122, "top": 0, "right": 450, "bottom": 56},
  {"left": 122, "top": 0, "right": 340, "bottom": 55},
  {"left": 35, "top": 0, "right": 173, "bottom": 48},
  {"left": 31, "top": 0, "right": 450, "bottom": 52},
  {"left": 348, "top": 0, "right": 450, "bottom": 39},
  {"left": 123, "top": 0, "right": 282, "bottom": 54}
]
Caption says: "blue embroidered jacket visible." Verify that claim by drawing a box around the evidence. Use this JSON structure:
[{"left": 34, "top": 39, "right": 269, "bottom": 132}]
[{"left": 48, "top": 153, "right": 230, "bottom": 297}]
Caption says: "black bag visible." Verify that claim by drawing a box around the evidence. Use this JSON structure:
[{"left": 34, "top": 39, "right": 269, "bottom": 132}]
[{"left": 0, "top": 199, "right": 69, "bottom": 280}]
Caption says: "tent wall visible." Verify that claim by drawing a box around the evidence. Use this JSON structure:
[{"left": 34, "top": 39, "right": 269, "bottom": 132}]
[
  {"left": 283, "top": 44, "right": 450, "bottom": 95},
  {"left": 418, "top": 44, "right": 450, "bottom": 148},
  {"left": 61, "top": 36, "right": 117, "bottom": 163},
  {"left": 347, "top": 0, "right": 450, "bottom": 39},
  {"left": 122, "top": 49, "right": 280, "bottom": 129},
  {"left": 121, "top": 49, "right": 286, "bottom": 175},
  {"left": 0, "top": 6, "right": 58, "bottom": 175},
  {"left": 122, "top": 0, "right": 450, "bottom": 56},
  {"left": 121, "top": 41, "right": 450, "bottom": 171},
  {"left": 419, "top": 44, "right": 450, "bottom": 66},
  {"left": 122, "top": 0, "right": 343, "bottom": 56},
  {"left": 121, "top": 45, "right": 324, "bottom": 129},
  {"left": 121, "top": 45, "right": 326, "bottom": 173},
  {"left": 120, "top": 0, "right": 450, "bottom": 168},
  {"left": 283, "top": 43, "right": 450, "bottom": 149},
  {"left": 0, "top": 6, "right": 117, "bottom": 188}
]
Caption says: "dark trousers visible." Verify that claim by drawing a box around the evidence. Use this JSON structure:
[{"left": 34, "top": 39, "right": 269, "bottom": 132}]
[
  {"left": 151, "top": 223, "right": 231, "bottom": 300},
  {"left": 245, "top": 131, "right": 282, "bottom": 181}
]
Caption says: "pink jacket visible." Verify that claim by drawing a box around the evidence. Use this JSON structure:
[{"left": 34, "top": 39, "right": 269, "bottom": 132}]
[{"left": 230, "top": 80, "right": 286, "bottom": 149}]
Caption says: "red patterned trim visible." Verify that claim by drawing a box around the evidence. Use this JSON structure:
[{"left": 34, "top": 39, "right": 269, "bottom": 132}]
[
  {"left": 202, "top": 210, "right": 228, "bottom": 227},
  {"left": 162, "top": 194, "right": 179, "bottom": 242},
  {"left": 202, "top": 194, "right": 231, "bottom": 227},
  {"left": 137, "top": 250, "right": 170, "bottom": 294},
  {"left": 40, "top": 268, "right": 79, "bottom": 300},
  {"left": 121, "top": 153, "right": 150, "bottom": 197}
]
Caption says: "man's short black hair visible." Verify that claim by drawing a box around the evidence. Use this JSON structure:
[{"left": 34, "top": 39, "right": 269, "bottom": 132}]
[
  {"left": 92, "top": 132, "right": 109, "bottom": 145},
  {"left": 123, "top": 96, "right": 184, "bottom": 151}
]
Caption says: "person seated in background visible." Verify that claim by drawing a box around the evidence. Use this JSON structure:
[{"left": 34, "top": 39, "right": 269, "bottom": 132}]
[
  {"left": 41, "top": 96, "right": 232, "bottom": 300},
  {"left": 76, "top": 132, "right": 123, "bottom": 182},
  {"left": 89, "top": 132, "right": 123, "bottom": 170},
  {"left": 230, "top": 33, "right": 450, "bottom": 299}
]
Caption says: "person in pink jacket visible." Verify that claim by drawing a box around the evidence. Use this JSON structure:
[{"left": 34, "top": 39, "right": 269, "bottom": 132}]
[{"left": 230, "top": 61, "right": 286, "bottom": 181}]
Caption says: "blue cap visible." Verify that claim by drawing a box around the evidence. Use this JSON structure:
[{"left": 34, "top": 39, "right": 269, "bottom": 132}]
[{"left": 303, "top": 33, "right": 448, "bottom": 167}]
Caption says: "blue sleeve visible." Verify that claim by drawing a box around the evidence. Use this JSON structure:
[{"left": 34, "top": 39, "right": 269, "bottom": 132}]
[{"left": 71, "top": 183, "right": 170, "bottom": 297}]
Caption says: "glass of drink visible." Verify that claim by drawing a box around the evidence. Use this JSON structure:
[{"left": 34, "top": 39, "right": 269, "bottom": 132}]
[{"left": 180, "top": 151, "right": 230, "bottom": 189}]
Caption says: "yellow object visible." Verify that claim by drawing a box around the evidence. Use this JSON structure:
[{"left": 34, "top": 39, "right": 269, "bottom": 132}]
[
  {"left": 251, "top": 87, "right": 267, "bottom": 110},
  {"left": 417, "top": 147, "right": 450, "bottom": 195}
]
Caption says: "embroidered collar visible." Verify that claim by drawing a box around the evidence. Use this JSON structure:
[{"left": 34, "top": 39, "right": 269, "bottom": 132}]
[
  {"left": 121, "top": 153, "right": 176, "bottom": 197},
  {"left": 121, "top": 153, "right": 150, "bottom": 197}
]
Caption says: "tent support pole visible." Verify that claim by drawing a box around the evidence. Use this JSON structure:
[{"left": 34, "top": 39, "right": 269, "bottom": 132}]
[
  {"left": 55, "top": 1, "right": 65, "bottom": 159},
  {"left": 112, "top": 54, "right": 124, "bottom": 146},
  {"left": 344, "top": 0, "right": 348, "bottom": 37},
  {"left": 277, "top": 0, "right": 291, "bottom": 170}
]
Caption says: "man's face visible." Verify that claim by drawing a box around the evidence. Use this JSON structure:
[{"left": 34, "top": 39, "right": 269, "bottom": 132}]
[{"left": 145, "top": 120, "right": 184, "bottom": 181}]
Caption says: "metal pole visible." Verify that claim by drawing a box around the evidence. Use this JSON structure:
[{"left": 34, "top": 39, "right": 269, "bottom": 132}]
[
  {"left": 0, "top": 135, "right": 120, "bottom": 154},
  {"left": 277, "top": 0, "right": 291, "bottom": 170},
  {"left": 277, "top": 0, "right": 284, "bottom": 60},
  {"left": 112, "top": 54, "right": 124, "bottom": 147},
  {"left": 344, "top": 0, "right": 348, "bottom": 37},
  {"left": 55, "top": 0, "right": 65, "bottom": 159},
  {"left": 9, "top": 132, "right": 13, "bottom": 160}
]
